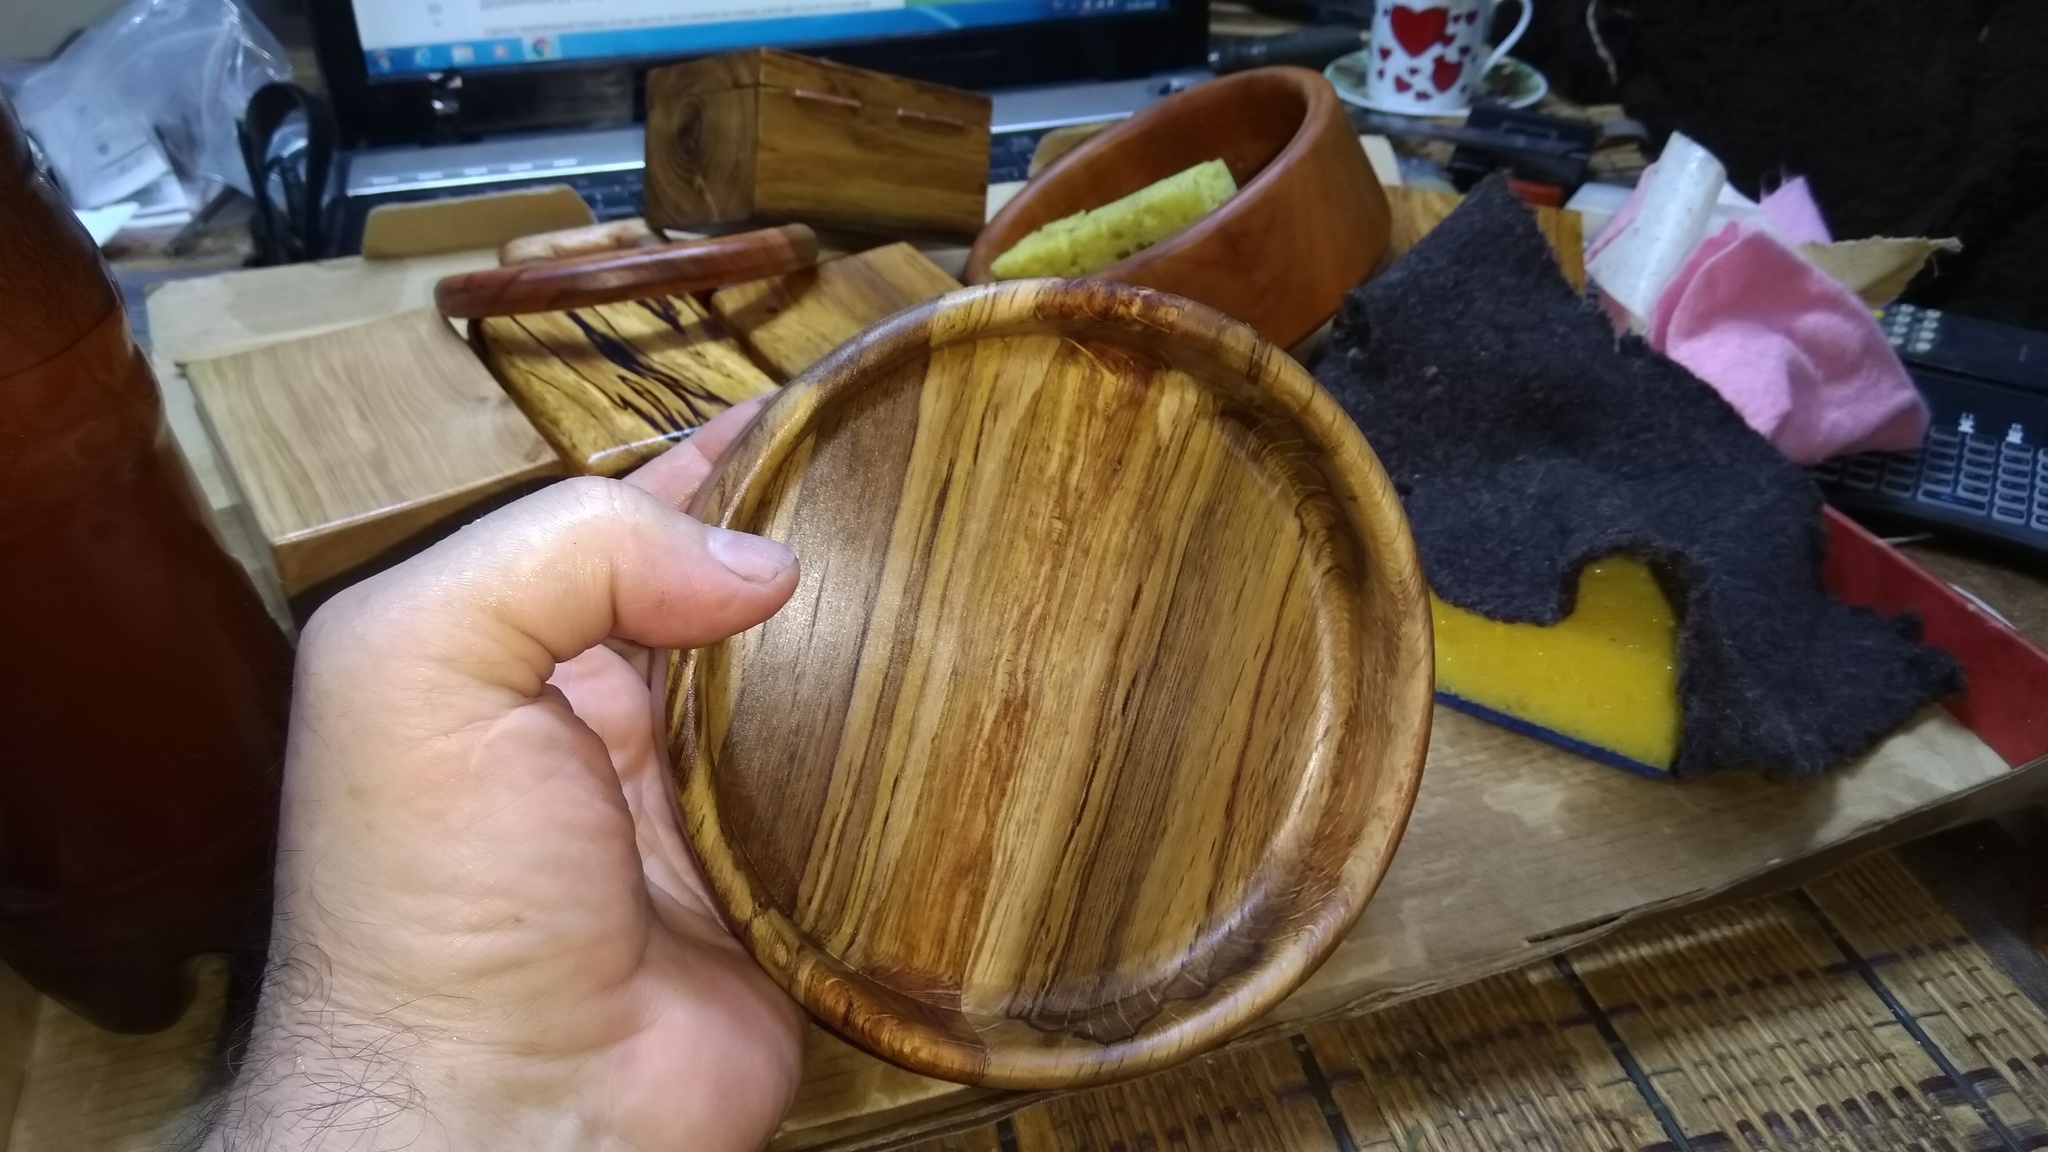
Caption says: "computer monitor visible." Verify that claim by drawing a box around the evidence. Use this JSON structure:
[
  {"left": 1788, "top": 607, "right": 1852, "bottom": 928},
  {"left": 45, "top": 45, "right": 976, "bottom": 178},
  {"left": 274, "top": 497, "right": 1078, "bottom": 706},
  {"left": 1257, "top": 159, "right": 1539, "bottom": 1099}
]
[
  {"left": 351, "top": 0, "right": 1165, "bottom": 79},
  {"left": 311, "top": 0, "right": 1207, "bottom": 145}
]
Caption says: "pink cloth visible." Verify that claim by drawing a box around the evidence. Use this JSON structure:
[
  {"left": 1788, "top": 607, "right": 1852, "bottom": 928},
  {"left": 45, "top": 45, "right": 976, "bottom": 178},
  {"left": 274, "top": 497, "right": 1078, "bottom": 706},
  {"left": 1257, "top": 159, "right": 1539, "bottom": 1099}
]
[{"left": 1589, "top": 176, "right": 1927, "bottom": 466}]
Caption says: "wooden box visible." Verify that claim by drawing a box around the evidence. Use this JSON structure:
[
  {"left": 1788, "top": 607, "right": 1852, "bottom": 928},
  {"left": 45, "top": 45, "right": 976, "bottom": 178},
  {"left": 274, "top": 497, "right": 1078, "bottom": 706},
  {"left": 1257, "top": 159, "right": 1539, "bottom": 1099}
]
[{"left": 643, "top": 48, "right": 991, "bottom": 240}]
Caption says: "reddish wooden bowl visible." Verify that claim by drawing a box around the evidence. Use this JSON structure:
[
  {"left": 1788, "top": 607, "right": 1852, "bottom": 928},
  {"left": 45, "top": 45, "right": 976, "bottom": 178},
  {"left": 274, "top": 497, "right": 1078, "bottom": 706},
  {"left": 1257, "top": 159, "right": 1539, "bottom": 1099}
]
[{"left": 964, "top": 68, "right": 1389, "bottom": 349}]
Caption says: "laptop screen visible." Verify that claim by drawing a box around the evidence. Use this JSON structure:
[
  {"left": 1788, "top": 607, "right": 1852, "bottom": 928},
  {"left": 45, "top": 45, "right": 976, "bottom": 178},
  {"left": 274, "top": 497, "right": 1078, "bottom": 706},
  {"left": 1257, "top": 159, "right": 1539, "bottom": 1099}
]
[{"left": 352, "top": 0, "right": 1168, "bottom": 79}]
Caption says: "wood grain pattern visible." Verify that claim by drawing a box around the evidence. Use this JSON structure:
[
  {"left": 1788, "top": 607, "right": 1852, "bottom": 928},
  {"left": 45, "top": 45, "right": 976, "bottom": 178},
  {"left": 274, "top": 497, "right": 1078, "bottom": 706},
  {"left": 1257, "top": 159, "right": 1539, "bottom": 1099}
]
[
  {"left": 475, "top": 294, "right": 777, "bottom": 475},
  {"left": 185, "top": 308, "right": 562, "bottom": 594},
  {"left": 965, "top": 68, "right": 1389, "bottom": 348},
  {"left": 435, "top": 225, "right": 817, "bottom": 318},
  {"left": 709, "top": 242, "right": 962, "bottom": 379},
  {"left": 645, "top": 49, "right": 991, "bottom": 239},
  {"left": 669, "top": 279, "right": 1436, "bottom": 1090}
]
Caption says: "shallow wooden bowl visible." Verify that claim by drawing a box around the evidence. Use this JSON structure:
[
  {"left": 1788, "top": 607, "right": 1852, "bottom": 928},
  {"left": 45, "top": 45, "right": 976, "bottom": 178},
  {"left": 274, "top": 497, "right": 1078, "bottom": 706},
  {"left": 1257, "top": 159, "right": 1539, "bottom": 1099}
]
[
  {"left": 963, "top": 68, "right": 1389, "bottom": 349},
  {"left": 666, "top": 279, "right": 1432, "bottom": 1089}
]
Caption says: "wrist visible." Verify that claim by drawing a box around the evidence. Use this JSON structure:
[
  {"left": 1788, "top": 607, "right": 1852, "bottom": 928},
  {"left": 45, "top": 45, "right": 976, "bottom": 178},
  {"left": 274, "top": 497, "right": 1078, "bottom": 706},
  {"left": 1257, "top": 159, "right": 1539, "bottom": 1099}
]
[{"left": 196, "top": 943, "right": 548, "bottom": 1152}]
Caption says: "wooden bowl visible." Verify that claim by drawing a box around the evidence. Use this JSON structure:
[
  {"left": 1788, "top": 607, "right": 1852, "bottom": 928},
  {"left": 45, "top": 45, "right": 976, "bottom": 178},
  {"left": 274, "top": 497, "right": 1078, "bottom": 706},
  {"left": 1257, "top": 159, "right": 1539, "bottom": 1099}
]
[
  {"left": 963, "top": 68, "right": 1389, "bottom": 349},
  {"left": 666, "top": 279, "right": 1432, "bottom": 1089}
]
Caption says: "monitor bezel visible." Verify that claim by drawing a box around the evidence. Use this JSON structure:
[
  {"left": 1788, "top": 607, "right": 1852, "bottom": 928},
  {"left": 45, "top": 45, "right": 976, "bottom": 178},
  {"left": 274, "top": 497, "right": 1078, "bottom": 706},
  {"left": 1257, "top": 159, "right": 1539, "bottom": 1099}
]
[{"left": 310, "top": 0, "right": 1209, "bottom": 147}]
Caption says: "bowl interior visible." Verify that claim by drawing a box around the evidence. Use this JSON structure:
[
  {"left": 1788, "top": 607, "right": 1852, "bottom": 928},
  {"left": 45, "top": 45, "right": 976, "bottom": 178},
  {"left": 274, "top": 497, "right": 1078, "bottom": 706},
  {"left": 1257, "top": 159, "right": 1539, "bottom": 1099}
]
[
  {"left": 674, "top": 283, "right": 1428, "bottom": 1087},
  {"left": 971, "top": 72, "right": 1314, "bottom": 275}
]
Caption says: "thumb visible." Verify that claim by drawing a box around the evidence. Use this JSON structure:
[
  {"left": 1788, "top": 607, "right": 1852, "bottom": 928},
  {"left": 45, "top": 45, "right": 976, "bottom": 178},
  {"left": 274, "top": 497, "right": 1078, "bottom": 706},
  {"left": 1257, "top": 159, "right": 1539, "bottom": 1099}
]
[{"left": 310, "top": 475, "right": 796, "bottom": 702}]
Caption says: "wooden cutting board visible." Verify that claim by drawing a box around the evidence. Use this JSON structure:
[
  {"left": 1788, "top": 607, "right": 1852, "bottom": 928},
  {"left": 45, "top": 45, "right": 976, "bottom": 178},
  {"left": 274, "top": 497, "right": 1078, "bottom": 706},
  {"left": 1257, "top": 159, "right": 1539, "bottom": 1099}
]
[{"left": 185, "top": 308, "right": 563, "bottom": 595}]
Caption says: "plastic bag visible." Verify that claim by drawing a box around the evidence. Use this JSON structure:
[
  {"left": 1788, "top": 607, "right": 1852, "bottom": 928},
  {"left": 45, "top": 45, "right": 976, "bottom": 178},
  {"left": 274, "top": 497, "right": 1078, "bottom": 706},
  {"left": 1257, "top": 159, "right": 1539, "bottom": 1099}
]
[{"left": 13, "top": 0, "right": 289, "bottom": 207}]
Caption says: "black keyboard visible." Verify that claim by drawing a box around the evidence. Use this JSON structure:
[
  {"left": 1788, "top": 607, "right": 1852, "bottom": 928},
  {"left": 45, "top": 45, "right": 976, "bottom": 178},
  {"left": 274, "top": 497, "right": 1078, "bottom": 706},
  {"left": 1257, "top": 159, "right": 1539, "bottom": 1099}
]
[
  {"left": 1813, "top": 304, "right": 2048, "bottom": 569},
  {"left": 332, "top": 127, "right": 1054, "bottom": 255}
]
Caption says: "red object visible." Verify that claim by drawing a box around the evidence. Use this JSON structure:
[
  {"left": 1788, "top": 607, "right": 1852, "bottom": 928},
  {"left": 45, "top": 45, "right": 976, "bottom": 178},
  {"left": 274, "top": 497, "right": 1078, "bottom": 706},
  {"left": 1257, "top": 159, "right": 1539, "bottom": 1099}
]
[
  {"left": 0, "top": 99, "right": 291, "bottom": 1031},
  {"left": 1821, "top": 508, "right": 2048, "bottom": 768},
  {"left": 1509, "top": 179, "right": 1566, "bottom": 209},
  {"left": 1389, "top": 4, "right": 1449, "bottom": 55}
]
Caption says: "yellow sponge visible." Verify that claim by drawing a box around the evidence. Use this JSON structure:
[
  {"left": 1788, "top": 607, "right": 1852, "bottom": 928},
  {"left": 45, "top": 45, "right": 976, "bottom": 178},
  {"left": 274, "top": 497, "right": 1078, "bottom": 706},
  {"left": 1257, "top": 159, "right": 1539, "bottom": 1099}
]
[
  {"left": 989, "top": 159, "right": 1238, "bottom": 280},
  {"left": 1432, "top": 557, "right": 1681, "bottom": 774}
]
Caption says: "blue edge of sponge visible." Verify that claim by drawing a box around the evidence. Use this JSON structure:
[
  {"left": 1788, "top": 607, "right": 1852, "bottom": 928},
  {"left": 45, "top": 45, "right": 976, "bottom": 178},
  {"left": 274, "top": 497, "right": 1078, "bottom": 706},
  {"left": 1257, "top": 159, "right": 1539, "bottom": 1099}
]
[{"left": 1435, "top": 691, "right": 1671, "bottom": 780}]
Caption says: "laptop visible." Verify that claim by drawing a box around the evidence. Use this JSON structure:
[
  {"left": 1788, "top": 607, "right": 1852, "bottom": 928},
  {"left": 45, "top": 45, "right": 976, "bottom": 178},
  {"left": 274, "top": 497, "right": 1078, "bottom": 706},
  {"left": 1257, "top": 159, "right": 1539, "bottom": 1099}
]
[{"left": 308, "top": 0, "right": 1213, "bottom": 254}]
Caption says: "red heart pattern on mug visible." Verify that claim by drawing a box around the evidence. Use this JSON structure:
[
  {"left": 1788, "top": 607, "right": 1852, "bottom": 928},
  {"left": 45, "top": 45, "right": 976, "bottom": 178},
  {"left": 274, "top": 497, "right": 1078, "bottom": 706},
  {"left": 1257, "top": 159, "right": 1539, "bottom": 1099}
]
[
  {"left": 1394, "top": 75, "right": 1413, "bottom": 93},
  {"left": 1389, "top": 4, "right": 1449, "bottom": 56},
  {"left": 1431, "top": 55, "right": 1463, "bottom": 92}
]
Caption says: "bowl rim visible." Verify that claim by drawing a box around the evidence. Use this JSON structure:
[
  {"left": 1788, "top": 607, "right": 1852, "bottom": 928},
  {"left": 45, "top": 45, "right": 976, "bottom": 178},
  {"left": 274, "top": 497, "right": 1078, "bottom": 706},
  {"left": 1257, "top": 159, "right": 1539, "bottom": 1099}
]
[
  {"left": 669, "top": 277, "right": 1435, "bottom": 1090},
  {"left": 965, "top": 66, "right": 1344, "bottom": 284}
]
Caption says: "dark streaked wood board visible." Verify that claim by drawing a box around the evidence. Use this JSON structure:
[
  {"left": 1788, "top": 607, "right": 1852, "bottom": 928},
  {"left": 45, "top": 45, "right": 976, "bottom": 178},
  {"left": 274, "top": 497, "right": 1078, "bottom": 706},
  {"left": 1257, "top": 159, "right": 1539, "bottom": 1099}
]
[
  {"left": 709, "top": 242, "right": 962, "bottom": 380},
  {"left": 185, "top": 308, "right": 563, "bottom": 594},
  {"left": 670, "top": 279, "right": 1436, "bottom": 1090},
  {"left": 475, "top": 294, "right": 777, "bottom": 476}
]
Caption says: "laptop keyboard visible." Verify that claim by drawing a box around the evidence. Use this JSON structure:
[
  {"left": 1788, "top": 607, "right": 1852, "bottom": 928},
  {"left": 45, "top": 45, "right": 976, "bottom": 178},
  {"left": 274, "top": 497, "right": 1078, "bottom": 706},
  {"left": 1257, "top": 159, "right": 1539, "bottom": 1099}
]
[{"left": 333, "top": 128, "right": 1052, "bottom": 255}]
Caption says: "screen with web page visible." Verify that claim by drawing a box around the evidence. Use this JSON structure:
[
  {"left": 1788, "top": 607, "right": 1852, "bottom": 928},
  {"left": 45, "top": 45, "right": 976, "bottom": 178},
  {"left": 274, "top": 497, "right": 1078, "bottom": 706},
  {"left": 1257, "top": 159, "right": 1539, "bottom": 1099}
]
[{"left": 353, "top": 0, "right": 1165, "bottom": 79}]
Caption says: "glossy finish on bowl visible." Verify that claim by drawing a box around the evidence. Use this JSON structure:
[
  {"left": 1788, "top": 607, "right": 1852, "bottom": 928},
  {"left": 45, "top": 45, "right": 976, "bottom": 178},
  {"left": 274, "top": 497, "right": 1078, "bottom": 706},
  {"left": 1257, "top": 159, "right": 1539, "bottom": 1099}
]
[
  {"left": 964, "top": 68, "right": 1390, "bottom": 348},
  {"left": 666, "top": 279, "right": 1433, "bottom": 1089}
]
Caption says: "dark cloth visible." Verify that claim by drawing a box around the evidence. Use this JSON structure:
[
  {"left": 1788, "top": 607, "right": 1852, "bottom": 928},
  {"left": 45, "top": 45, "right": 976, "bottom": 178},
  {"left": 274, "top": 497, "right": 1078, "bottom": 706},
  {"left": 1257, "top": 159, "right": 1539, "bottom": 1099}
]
[{"left": 1315, "top": 178, "right": 1960, "bottom": 780}]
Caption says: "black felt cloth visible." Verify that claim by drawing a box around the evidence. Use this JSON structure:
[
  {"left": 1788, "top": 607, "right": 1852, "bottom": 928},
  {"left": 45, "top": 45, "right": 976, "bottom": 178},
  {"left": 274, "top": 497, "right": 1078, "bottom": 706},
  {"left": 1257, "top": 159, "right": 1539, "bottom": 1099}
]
[{"left": 1316, "top": 178, "right": 1961, "bottom": 780}]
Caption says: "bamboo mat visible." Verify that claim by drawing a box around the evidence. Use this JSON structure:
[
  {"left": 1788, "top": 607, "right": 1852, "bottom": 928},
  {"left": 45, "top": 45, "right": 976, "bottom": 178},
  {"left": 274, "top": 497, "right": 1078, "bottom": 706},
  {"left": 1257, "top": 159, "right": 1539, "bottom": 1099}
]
[{"left": 902, "top": 850, "right": 2048, "bottom": 1152}]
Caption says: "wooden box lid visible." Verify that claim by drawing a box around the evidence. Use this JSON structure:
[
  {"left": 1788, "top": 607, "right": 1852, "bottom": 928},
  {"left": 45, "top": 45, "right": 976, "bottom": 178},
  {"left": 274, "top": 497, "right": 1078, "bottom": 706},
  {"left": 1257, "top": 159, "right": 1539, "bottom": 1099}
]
[{"left": 648, "top": 47, "right": 990, "bottom": 125}]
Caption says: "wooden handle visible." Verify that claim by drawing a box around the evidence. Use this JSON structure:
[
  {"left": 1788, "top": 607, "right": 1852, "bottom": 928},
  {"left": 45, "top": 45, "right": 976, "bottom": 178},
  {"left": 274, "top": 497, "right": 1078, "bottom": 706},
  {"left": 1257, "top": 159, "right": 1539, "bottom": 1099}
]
[
  {"left": 498, "top": 219, "right": 665, "bottom": 266},
  {"left": 436, "top": 224, "right": 819, "bottom": 319}
]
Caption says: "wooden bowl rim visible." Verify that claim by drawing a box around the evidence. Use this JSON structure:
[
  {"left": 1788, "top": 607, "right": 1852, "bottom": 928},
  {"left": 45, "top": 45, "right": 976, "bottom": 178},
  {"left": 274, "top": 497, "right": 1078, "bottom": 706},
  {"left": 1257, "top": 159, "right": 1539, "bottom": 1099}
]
[
  {"left": 964, "top": 67, "right": 1343, "bottom": 285},
  {"left": 671, "top": 278, "right": 1434, "bottom": 1089}
]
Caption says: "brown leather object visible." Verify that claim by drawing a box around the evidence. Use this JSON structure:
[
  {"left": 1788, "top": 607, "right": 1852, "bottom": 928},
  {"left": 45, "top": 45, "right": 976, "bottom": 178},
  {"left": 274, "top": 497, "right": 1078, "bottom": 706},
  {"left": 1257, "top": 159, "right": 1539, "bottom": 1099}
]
[
  {"left": 434, "top": 224, "right": 818, "bottom": 319},
  {"left": 965, "top": 68, "right": 1389, "bottom": 349}
]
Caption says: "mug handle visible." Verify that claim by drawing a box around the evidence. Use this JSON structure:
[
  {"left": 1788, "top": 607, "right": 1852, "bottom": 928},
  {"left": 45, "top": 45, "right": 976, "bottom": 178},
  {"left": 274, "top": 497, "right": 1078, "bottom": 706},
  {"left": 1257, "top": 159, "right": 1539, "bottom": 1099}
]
[{"left": 1486, "top": 0, "right": 1534, "bottom": 73}]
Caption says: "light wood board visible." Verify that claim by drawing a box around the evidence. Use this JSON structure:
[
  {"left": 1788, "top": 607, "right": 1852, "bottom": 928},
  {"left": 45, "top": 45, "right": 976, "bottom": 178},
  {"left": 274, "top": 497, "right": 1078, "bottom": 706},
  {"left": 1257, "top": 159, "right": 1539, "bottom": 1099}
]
[
  {"left": 148, "top": 248, "right": 503, "bottom": 622},
  {"left": 186, "top": 308, "right": 563, "bottom": 593}
]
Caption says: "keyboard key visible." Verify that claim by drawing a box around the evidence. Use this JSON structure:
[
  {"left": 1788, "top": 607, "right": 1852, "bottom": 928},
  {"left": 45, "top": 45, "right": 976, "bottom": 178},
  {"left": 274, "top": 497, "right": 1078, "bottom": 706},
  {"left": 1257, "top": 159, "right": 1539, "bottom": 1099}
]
[{"left": 1928, "top": 426, "right": 1961, "bottom": 448}]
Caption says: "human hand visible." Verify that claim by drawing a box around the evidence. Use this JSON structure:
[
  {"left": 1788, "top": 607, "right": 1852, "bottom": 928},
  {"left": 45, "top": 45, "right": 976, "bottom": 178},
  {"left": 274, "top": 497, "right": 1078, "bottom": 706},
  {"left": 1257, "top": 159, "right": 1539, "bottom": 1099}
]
[{"left": 201, "top": 399, "right": 805, "bottom": 1151}]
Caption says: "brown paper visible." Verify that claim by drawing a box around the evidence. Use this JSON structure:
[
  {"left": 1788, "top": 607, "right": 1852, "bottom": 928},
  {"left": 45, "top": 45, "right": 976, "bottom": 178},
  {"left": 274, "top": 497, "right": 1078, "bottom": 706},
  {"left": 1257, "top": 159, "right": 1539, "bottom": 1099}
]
[{"left": 1802, "top": 236, "right": 1963, "bottom": 308}]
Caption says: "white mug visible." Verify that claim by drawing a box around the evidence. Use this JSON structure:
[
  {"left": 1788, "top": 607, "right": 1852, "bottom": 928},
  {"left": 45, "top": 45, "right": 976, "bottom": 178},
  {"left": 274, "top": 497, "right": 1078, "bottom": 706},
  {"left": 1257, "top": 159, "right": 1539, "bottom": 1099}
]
[{"left": 1361, "top": 0, "right": 1533, "bottom": 115}]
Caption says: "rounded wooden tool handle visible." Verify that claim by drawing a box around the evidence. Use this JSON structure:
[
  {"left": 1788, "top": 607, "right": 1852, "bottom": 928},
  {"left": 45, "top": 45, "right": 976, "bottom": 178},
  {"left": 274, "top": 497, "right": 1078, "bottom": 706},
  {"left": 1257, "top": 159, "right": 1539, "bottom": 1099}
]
[{"left": 436, "top": 224, "right": 818, "bottom": 319}]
